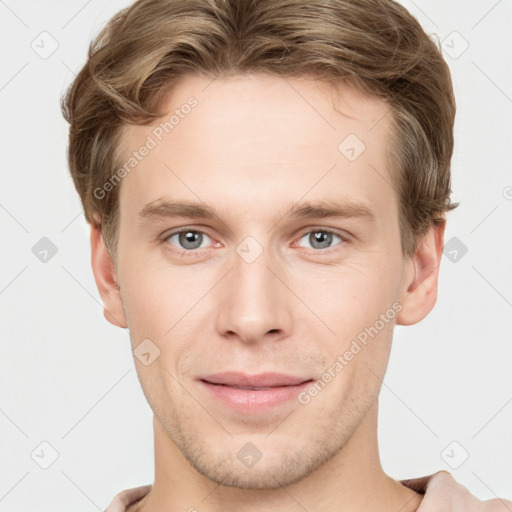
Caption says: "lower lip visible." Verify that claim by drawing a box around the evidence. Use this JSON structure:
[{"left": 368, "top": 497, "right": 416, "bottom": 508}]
[{"left": 199, "top": 380, "right": 312, "bottom": 414}]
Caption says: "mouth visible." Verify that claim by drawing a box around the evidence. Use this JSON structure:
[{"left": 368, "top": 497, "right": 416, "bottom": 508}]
[{"left": 197, "top": 372, "right": 313, "bottom": 413}]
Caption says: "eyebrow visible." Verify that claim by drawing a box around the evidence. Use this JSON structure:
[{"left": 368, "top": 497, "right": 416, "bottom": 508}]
[{"left": 137, "top": 198, "right": 376, "bottom": 225}]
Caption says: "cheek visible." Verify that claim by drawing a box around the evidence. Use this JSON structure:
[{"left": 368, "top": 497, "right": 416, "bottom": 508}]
[
  {"left": 298, "top": 265, "right": 401, "bottom": 337},
  {"left": 306, "top": 320, "right": 394, "bottom": 416},
  {"left": 295, "top": 263, "right": 401, "bottom": 396},
  {"left": 121, "top": 288, "right": 167, "bottom": 343},
  {"left": 119, "top": 258, "right": 198, "bottom": 341},
  {"left": 119, "top": 264, "right": 211, "bottom": 382}
]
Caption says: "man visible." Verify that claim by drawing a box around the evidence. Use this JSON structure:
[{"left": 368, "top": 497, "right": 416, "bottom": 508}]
[{"left": 61, "top": 0, "right": 511, "bottom": 510}]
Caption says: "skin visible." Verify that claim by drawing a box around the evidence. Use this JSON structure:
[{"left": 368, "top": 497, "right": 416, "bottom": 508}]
[{"left": 91, "top": 73, "right": 445, "bottom": 511}]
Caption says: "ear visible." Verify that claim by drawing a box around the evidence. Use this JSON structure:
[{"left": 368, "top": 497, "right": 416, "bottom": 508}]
[
  {"left": 90, "top": 223, "right": 128, "bottom": 328},
  {"left": 396, "top": 220, "right": 445, "bottom": 326}
]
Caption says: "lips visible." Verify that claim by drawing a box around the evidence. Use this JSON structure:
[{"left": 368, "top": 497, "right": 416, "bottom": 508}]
[
  {"left": 200, "top": 372, "right": 309, "bottom": 388},
  {"left": 197, "top": 372, "right": 313, "bottom": 414}
]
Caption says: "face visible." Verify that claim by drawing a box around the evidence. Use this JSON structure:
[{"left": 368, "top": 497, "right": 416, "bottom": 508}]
[{"left": 104, "top": 73, "right": 422, "bottom": 489}]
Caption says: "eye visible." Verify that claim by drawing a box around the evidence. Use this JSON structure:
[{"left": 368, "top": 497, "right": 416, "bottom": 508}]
[
  {"left": 161, "top": 227, "right": 346, "bottom": 256},
  {"left": 165, "top": 229, "right": 213, "bottom": 252},
  {"left": 296, "top": 229, "right": 344, "bottom": 251}
]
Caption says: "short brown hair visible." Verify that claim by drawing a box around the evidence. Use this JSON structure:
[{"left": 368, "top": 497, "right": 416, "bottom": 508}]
[{"left": 62, "top": 0, "right": 458, "bottom": 260}]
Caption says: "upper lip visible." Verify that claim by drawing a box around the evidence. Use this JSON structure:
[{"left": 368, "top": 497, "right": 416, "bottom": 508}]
[{"left": 199, "top": 372, "right": 311, "bottom": 387}]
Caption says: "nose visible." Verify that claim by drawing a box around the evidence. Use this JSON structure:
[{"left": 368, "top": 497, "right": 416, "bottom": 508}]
[{"left": 214, "top": 243, "right": 293, "bottom": 345}]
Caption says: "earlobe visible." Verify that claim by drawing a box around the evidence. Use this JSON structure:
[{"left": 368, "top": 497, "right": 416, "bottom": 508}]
[
  {"left": 90, "top": 223, "right": 128, "bottom": 328},
  {"left": 396, "top": 220, "right": 446, "bottom": 326}
]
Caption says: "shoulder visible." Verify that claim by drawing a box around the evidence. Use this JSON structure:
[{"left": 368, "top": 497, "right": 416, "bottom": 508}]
[
  {"left": 401, "top": 470, "right": 512, "bottom": 511},
  {"left": 104, "top": 484, "right": 151, "bottom": 512}
]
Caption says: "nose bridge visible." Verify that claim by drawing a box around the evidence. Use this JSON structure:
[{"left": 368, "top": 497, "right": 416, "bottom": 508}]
[{"left": 215, "top": 238, "right": 292, "bottom": 343}]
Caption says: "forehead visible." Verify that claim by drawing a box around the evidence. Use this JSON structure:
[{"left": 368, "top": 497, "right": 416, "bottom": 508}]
[{"left": 117, "top": 73, "right": 397, "bottom": 225}]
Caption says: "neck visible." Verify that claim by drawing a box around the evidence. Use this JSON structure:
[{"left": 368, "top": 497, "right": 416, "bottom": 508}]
[{"left": 134, "top": 402, "right": 422, "bottom": 512}]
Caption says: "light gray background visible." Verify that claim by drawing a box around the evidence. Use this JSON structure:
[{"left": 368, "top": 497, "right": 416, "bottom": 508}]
[{"left": 1, "top": 0, "right": 511, "bottom": 510}]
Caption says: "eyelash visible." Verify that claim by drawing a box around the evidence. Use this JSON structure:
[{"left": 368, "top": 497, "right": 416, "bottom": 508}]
[{"left": 161, "top": 226, "right": 348, "bottom": 258}]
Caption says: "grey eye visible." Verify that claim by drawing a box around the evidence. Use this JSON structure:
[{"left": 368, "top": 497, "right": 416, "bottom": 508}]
[
  {"left": 167, "top": 230, "right": 211, "bottom": 250},
  {"left": 298, "top": 230, "right": 342, "bottom": 250}
]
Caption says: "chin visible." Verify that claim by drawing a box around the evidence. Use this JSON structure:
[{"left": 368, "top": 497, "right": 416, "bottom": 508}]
[{"left": 180, "top": 442, "right": 331, "bottom": 490}]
